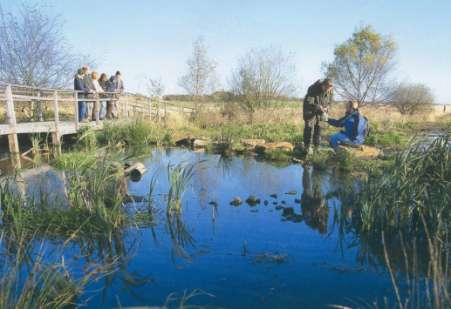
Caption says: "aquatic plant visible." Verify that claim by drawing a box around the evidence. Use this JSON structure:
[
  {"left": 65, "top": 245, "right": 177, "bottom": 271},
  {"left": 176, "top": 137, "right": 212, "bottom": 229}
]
[
  {"left": 166, "top": 163, "right": 195, "bottom": 213},
  {"left": 332, "top": 134, "right": 450, "bottom": 308}
]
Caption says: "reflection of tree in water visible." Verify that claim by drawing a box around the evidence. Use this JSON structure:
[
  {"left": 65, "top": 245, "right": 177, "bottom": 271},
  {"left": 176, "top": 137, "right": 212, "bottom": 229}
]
[{"left": 299, "top": 166, "right": 329, "bottom": 234}]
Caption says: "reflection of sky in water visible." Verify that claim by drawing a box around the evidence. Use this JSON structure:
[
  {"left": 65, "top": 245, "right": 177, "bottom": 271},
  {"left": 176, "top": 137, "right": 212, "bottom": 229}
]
[
  {"left": 5, "top": 148, "right": 397, "bottom": 308},
  {"left": 112, "top": 149, "right": 394, "bottom": 308}
]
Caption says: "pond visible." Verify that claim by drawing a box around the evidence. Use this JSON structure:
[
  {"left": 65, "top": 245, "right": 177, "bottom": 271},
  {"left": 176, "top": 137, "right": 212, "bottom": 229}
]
[{"left": 1, "top": 148, "right": 413, "bottom": 308}]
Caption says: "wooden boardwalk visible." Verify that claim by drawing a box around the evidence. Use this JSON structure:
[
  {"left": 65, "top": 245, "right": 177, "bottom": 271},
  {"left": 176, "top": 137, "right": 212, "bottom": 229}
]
[{"left": 0, "top": 81, "right": 194, "bottom": 168}]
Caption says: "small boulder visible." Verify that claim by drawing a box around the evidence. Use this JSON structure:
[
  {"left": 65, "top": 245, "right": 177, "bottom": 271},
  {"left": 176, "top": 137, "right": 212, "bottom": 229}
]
[
  {"left": 263, "top": 200, "right": 269, "bottom": 206},
  {"left": 175, "top": 137, "right": 193, "bottom": 147},
  {"left": 240, "top": 139, "right": 266, "bottom": 150},
  {"left": 193, "top": 139, "right": 209, "bottom": 148},
  {"left": 264, "top": 142, "right": 294, "bottom": 153},
  {"left": 230, "top": 197, "right": 242, "bottom": 206},
  {"left": 246, "top": 195, "right": 261, "bottom": 206},
  {"left": 337, "top": 145, "right": 382, "bottom": 160},
  {"left": 294, "top": 198, "right": 301, "bottom": 204},
  {"left": 270, "top": 194, "right": 278, "bottom": 199}
]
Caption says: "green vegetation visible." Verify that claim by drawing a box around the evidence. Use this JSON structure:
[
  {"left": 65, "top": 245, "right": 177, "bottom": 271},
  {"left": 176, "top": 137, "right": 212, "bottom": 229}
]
[{"left": 334, "top": 134, "right": 450, "bottom": 308}]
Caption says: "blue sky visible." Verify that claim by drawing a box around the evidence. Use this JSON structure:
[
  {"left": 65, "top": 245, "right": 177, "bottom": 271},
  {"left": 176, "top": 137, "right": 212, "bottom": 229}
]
[{"left": 2, "top": 0, "right": 451, "bottom": 102}]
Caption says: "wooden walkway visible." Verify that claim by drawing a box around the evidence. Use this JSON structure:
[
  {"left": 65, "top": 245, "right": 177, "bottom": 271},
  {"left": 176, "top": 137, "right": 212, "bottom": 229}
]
[{"left": 0, "top": 81, "right": 195, "bottom": 168}]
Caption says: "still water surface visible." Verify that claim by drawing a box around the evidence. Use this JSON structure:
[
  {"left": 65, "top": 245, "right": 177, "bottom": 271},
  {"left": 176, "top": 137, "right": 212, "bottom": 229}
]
[{"left": 82, "top": 148, "right": 397, "bottom": 308}]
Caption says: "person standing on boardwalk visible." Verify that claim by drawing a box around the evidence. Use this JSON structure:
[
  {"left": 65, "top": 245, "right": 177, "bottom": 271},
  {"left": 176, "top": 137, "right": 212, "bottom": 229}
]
[
  {"left": 302, "top": 79, "right": 334, "bottom": 155},
  {"left": 74, "top": 68, "right": 90, "bottom": 122},
  {"left": 106, "top": 71, "right": 124, "bottom": 119},
  {"left": 90, "top": 71, "right": 105, "bottom": 120},
  {"left": 98, "top": 73, "right": 109, "bottom": 120}
]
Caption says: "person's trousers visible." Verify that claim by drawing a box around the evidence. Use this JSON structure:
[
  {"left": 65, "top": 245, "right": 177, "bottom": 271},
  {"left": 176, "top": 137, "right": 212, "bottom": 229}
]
[
  {"left": 78, "top": 101, "right": 87, "bottom": 120},
  {"left": 99, "top": 101, "right": 107, "bottom": 119},
  {"left": 303, "top": 116, "right": 321, "bottom": 149}
]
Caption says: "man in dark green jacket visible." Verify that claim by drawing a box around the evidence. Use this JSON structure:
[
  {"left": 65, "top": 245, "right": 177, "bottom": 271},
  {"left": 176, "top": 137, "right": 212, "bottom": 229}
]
[{"left": 303, "top": 79, "right": 333, "bottom": 154}]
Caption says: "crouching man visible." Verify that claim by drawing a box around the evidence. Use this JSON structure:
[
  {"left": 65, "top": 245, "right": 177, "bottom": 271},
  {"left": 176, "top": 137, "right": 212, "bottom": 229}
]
[{"left": 328, "top": 101, "right": 368, "bottom": 150}]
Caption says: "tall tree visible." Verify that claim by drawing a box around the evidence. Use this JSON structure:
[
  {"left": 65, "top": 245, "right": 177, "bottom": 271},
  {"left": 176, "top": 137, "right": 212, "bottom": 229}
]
[
  {"left": 230, "top": 47, "right": 297, "bottom": 119},
  {"left": 324, "top": 25, "right": 396, "bottom": 104},
  {"left": 0, "top": 3, "right": 89, "bottom": 88},
  {"left": 178, "top": 37, "right": 217, "bottom": 97}
]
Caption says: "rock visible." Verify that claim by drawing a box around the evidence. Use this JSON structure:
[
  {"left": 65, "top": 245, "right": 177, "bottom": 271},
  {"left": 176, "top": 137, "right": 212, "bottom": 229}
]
[
  {"left": 263, "top": 200, "right": 269, "bottom": 206},
  {"left": 193, "top": 139, "right": 209, "bottom": 148},
  {"left": 275, "top": 205, "right": 283, "bottom": 210},
  {"left": 246, "top": 195, "right": 261, "bottom": 206},
  {"left": 294, "top": 198, "right": 301, "bottom": 204},
  {"left": 337, "top": 145, "right": 382, "bottom": 160},
  {"left": 209, "top": 201, "right": 218, "bottom": 206},
  {"left": 285, "top": 190, "right": 297, "bottom": 195},
  {"left": 261, "top": 142, "right": 294, "bottom": 153},
  {"left": 230, "top": 197, "right": 242, "bottom": 206},
  {"left": 240, "top": 139, "right": 266, "bottom": 150},
  {"left": 175, "top": 137, "right": 193, "bottom": 147},
  {"left": 281, "top": 200, "right": 286, "bottom": 205},
  {"left": 270, "top": 194, "right": 278, "bottom": 199},
  {"left": 272, "top": 201, "right": 278, "bottom": 205}
]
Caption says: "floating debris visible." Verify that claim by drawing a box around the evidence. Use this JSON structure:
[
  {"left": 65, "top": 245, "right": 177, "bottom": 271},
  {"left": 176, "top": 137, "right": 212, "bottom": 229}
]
[{"left": 285, "top": 190, "right": 297, "bottom": 195}]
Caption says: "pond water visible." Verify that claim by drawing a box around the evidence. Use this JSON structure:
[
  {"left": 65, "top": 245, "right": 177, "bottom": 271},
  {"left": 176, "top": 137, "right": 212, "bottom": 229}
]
[
  {"left": 2, "top": 148, "right": 406, "bottom": 308},
  {"left": 86, "top": 148, "right": 399, "bottom": 308}
]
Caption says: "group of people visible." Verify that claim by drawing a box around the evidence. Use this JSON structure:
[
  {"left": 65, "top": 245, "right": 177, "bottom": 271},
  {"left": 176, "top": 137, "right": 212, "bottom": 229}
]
[
  {"left": 74, "top": 66, "right": 124, "bottom": 122},
  {"left": 302, "top": 78, "right": 369, "bottom": 154}
]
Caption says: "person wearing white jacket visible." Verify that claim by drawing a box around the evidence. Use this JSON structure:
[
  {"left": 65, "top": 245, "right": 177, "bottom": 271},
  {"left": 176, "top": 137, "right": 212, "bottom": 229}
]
[{"left": 90, "top": 71, "right": 106, "bottom": 120}]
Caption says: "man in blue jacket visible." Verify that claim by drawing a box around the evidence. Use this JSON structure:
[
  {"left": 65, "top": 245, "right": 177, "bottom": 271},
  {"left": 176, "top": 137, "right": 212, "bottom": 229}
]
[{"left": 328, "top": 101, "right": 368, "bottom": 150}]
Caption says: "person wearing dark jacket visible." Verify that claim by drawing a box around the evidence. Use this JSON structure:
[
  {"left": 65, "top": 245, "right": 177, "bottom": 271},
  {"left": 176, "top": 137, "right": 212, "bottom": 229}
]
[
  {"left": 74, "top": 68, "right": 89, "bottom": 121},
  {"left": 303, "top": 79, "right": 333, "bottom": 155},
  {"left": 328, "top": 101, "right": 367, "bottom": 150}
]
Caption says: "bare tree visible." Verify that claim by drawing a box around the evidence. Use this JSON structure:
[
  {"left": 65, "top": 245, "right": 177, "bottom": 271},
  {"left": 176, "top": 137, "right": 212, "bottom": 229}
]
[
  {"left": 146, "top": 76, "right": 165, "bottom": 98},
  {"left": 391, "top": 82, "right": 434, "bottom": 115},
  {"left": 230, "top": 47, "right": 297, "bottom": 118},
  {"left": 178, "top": 37, "right": 218, "bottom": 98},
  {"left": 0, "top": 3, "right": 89, "bottom": 88},
  {"left": 323, "top": 25, "right": 396, "bottom": 105}
]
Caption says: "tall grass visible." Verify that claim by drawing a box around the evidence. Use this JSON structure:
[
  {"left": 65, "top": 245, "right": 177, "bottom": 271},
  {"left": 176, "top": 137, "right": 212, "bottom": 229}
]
[
  {"left": 333, "top": 134, "right": 450, "bottom": 308},
  {"left": 166, "top": 163, "right": 195, "bottom": 213}
]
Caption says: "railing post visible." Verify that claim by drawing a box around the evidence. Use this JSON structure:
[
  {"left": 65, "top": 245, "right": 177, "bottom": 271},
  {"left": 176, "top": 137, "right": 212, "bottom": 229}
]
[
  {"left": 74, "top": 91, "right": 79, "bottom": 131},
  {"left": 5, "top": 84, "right": 21, "bottom": 168},
  {"left": 95, "top": 94, "right": 100, "bottom": 126},
  {"left": 52, "top": 90, "right": 61, "bottom": 156},
  {"left": 125, "top": 94, "right": 129, "bottom": 118},
  {"left": 148, "top": 97, "right": 152, "bottom": 120}
]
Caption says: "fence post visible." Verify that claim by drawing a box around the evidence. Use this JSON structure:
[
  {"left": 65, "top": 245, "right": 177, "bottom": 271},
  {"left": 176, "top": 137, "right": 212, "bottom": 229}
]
[
  {"left": 125, "top": 94, "right": 129, "bottom": 118},
  {"left": 52, "top": 90, "right": 61, "bottom": 156},
  {"left": 148, "top": 97, "right": 152, "bottom": 120},
  {"left": 74, "top": 91, "right": 79, "bottom": 131},
  {"left": 5, "top": 85, "right": 21, "bottom": 168},
  {"left": 164, "top": 100, "right": 167, "bottom": 126},
  {"left": 95, "top": 94, "right": 100, "bottom": 126},
  {"left": 37, "top": 90, "right": 44, "bottom": 121}
]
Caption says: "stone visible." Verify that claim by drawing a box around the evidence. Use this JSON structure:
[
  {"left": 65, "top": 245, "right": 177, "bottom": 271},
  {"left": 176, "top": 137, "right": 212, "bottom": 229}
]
[
  {"left": 337, "top": 145, "right": 382, "bottom": 160},
  {"left": 263, "top": 200, "right": 269, "bottom": 206},
  {"left": 246, "top": 195, "right": 261, "bottom": 206},
  {"left": 281, "top": 200, "right": 286, "bottom": 205},
  {"left": 193, "top": 139, "right": 209, "bottom": 148},
  {"left": 262, "top": 142, "right": 294, "bottom": 153},
  {"left": 230, "top": 197, "right": 242, "bottom": 206},
  {"left": 175, "top": 137, "right": 193, "bottom": 147},
  {"left": 270, "top": 194, "right": 278, "bottom": 199},
  {"left": 240, "top": 139, "right": 266, "bottom": 150},
  {"left": 294, "top": 198, "right": 301, "bottom": 204},
  {"left": 285, "top": 190, "right": 297, "bottom": 195}
]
